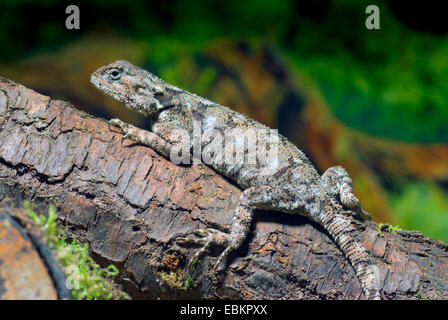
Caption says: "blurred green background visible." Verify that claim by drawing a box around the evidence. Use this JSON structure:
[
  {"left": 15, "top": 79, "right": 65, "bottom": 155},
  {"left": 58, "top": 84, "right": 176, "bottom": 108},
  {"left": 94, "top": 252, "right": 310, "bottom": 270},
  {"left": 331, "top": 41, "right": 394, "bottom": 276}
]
[{"left": 0, "top": 0, "right": 447, "bottom": 242}]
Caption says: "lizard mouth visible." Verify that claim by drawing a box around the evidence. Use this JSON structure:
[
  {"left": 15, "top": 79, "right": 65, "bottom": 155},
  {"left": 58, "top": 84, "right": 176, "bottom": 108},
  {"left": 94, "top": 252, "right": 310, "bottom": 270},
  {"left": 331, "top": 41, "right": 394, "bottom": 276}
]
[{"left": 90, "top": 75, "right": 129, "bottom": 105}]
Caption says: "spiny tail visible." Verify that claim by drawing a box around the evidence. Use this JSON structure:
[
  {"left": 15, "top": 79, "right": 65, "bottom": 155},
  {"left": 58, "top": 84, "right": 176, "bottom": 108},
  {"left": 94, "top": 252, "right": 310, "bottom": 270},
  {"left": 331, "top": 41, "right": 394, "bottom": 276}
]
[{"left": 317, "top": 198, "right": 381, "bottom": 300}]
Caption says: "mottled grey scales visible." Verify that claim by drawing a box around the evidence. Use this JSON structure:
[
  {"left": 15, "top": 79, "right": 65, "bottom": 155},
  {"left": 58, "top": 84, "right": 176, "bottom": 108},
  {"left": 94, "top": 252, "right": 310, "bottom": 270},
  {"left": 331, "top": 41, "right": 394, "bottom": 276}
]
[{"left": 90, "top": 60, "right": 381, "bottom": 299}]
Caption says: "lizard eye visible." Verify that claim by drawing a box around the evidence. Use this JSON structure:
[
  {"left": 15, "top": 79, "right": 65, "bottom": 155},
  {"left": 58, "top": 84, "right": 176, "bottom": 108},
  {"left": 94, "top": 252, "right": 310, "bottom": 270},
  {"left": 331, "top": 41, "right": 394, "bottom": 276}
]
[{"left": 108, "top": 69, "right": 122, "bottom": 80}]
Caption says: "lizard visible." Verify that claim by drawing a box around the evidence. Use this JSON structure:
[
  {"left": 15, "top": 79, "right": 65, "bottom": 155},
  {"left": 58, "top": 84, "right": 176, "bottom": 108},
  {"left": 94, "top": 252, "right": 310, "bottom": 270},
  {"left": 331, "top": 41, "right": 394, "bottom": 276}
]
[{"left": 90, "top": 60, "right": 381, "bottom": 299}]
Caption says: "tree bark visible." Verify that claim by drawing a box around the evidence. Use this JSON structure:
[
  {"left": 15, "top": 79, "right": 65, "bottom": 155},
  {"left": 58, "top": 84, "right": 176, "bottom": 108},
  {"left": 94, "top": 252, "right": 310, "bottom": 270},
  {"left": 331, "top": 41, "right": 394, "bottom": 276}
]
[{"left": 0, "top": 77, "right": 447, "bottom": 300}]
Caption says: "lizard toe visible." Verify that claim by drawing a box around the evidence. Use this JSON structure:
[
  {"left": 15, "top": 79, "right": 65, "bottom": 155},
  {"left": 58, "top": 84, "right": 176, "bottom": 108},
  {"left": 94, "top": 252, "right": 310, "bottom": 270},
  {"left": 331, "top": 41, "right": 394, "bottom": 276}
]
[{"left": 109, "top": 118, "right": 125, "bottom": 128}]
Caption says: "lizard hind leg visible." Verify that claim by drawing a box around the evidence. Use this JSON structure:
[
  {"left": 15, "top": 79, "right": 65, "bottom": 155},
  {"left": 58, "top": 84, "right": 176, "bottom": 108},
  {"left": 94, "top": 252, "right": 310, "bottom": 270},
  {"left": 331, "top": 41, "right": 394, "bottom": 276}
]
[
  {"left": 322, "top": 165, "right": 371, "bottom": 220},
  {"left": 177, "top": 185, "right": 302, "bottom": 273}
]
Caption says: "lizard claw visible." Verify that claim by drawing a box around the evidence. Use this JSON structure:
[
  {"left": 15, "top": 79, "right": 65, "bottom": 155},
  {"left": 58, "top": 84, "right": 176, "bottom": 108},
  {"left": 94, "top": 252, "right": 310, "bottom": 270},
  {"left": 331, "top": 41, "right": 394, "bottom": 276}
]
[
  {"left": 212, "top": 247, "right": 232, "bottom": 273},
  {"left": 359, "top": 208, "right": 372, "bottom": 221},
  {"left": 109, "top": 118, "right": 126, "bottom": 129},
  {"left": 352, "top": 206, "right": 372, "bottom": 221},
  {"left": 176, "top": 228, "right": 230, "bottom": 270},
  {"left": 109, "top": 119, "right": 136, "bottom": 143},
  {"left": 176, "top": 228, "right": 213, "bottom": 245},
  {"left": 342, "top": 208, "right": 372, "bottom": 221}
]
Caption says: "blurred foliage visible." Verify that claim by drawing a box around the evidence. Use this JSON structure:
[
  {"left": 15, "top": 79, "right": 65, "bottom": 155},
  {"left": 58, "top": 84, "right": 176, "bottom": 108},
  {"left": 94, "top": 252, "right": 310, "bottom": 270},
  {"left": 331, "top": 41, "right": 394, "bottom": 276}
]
[
  {"left": 140, "top": 40, "right": 218, "bottom": 97},
  {"left": 1, "top": 0, "right": 447, "bottom": 142},
  {"left": 287, "top": 2, "right": 448, "bottom": 142},
  {"left": 389, "top": 182, "right": 448, "bottom": 243}
]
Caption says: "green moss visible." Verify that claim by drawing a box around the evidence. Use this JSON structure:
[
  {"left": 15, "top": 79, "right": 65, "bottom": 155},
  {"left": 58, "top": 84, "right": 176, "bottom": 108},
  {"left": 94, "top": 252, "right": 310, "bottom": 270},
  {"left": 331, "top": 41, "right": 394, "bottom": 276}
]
[
  {"left": 24, "top": 202, "right": 130, "bottom": 300},
  {"left": 377, "top": 222, "right": 402, "bottom": 238},
  {"left": 414, "top": 292, "right": 441, "bottom": 300},
  {"left": 183, "top": 259, "right": 201, "bottom": 290}
]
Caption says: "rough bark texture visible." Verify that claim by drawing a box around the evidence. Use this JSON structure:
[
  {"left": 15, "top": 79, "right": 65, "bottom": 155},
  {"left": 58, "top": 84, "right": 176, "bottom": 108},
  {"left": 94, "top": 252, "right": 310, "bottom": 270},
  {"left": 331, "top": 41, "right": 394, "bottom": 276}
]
[{"left": 0, "top": 77, "right": 447, "bottom": 300}]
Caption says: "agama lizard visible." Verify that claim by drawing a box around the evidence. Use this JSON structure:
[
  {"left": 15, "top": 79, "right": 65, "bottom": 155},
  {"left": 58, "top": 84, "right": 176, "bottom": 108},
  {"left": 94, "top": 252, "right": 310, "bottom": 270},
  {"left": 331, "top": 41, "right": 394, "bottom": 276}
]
[{"left": 91, "top": 60, "right": 381, "bottom": 299}]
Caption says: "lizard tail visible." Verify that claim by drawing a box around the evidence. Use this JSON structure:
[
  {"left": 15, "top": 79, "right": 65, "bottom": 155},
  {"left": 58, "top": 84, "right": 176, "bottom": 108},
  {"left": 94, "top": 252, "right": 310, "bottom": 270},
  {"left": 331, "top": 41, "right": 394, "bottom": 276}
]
[{"left": 317, "top": 198, "right": 381, "bottom": 300}]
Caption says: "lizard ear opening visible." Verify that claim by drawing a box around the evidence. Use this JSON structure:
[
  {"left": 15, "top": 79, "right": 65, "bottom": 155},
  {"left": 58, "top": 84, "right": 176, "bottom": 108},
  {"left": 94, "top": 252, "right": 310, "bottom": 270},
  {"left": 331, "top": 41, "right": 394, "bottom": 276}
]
[{"left": 136, "top": 85, "right": 151, "bottom": 96}]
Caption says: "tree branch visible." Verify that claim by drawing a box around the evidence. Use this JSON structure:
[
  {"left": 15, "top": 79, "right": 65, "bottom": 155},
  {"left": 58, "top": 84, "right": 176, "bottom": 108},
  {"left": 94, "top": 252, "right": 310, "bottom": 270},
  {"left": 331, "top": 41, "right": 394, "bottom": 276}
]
[{"left": 0, "top": 77, "right": 447, "bottom": 300}]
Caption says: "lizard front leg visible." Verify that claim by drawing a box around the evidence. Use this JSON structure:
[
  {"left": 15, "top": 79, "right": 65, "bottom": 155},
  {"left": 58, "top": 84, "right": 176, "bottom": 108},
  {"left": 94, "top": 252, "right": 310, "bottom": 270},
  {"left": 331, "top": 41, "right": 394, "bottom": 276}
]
[
  {"left": 322, "top": 165, "right": 371, "bottom": 220},
  {"left": 177, "top": 185, "right": 304, "bottom": 272},
  {"left": 109, "top": 118, "right": 191, "bottom": 164}
]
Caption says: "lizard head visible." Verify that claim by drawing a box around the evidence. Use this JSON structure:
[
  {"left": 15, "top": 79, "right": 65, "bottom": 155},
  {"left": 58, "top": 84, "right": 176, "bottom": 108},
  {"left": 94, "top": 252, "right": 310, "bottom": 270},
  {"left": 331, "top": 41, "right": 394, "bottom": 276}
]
[{"left": 90, "top": 60, "right": 168, "bottom": 117}]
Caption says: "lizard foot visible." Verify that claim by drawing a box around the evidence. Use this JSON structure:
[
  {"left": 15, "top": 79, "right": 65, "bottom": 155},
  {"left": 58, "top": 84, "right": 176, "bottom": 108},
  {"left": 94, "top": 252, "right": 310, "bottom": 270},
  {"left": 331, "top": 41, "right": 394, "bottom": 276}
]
[
  {"left": 109, "top": 118, "right": 134, "bottom": 140},
  {"left": 176, "top": 228, "right": 231, "bottom": 271},
  {"left": 357, "top": 208, "right": 372, "bottom": 221},
  {"left": 340, "top": 193, "right": 372, "bottom": 221},
  {"left": 109, "top": 118, "right": 128, "bottom": 130},
  {"left": 108, "top": 118, "right": 175, "bottom": 157},
  {"left": 342, "top": 208, "right": 372, "bottom": 221}
]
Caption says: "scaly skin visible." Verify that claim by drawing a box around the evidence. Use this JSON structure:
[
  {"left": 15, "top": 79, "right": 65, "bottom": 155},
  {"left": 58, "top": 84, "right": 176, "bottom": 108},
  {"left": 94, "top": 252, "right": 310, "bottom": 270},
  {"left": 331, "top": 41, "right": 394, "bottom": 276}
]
[{"left": 91, "top": 60, "right": 381, "bottom": 299}]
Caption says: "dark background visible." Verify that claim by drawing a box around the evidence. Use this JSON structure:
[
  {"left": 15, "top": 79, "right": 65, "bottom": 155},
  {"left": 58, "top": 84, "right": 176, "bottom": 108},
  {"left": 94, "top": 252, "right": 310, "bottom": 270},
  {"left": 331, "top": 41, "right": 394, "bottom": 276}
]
[{"left": 1, "top": 0, "right": 447, "bottom": 242}]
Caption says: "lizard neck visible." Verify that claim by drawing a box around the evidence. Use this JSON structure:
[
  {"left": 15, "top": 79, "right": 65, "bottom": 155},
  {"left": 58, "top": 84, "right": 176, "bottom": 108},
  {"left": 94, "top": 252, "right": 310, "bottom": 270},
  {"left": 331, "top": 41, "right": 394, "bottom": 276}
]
[
  {"left": 154, "top": 85, "right": 213, "bottom": 111},
  {"left": 154, "top": 87, "right": 184, "bottom": 110}
]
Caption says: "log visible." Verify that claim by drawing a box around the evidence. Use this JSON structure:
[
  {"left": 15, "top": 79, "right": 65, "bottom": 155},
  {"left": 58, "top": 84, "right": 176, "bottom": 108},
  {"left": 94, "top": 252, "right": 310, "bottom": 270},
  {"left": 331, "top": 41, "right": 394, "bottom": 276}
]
[
  {"left": 0, "top": 205, "right": 70, "bottom": 300},
  {"left": 0, "top": 76, "right": 447, "bottom": 300}
]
